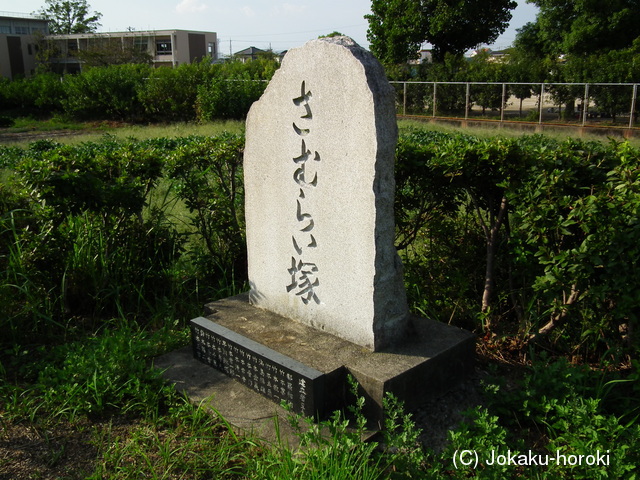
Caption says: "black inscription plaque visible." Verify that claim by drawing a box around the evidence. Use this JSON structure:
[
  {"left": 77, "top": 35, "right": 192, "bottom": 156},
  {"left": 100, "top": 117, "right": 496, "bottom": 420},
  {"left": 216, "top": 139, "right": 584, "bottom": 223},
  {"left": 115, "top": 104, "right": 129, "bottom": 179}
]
[{"left": 191, "top": 316, "right": 326, "bottom": 418}]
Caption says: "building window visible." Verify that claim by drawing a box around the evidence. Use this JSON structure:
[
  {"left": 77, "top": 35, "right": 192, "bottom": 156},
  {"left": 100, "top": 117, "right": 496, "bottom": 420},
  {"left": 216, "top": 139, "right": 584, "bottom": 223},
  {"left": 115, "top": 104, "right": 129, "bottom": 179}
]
[
  {"left": 0, "top": 26, "right": 11, "bottom": 34},
  {"left": 15, "top": 26, "right": 29, "bottom": 35},
  {"left": 208, "top": 41, "right": 216, "bottom": 57},
  {"left": 156, "top": 40, "right": 172, "bottom": 55},
  {"left": 134, "top": 37, "right": 148, "bottom": 53}
]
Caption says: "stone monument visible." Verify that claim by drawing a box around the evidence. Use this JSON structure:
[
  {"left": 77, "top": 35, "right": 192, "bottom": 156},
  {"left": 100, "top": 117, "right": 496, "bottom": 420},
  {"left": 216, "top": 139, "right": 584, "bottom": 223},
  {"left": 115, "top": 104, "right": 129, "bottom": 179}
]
[
  {"left": 186, "top": 36, "right": 474, "bottom": 422},
  {"left": 244, "top": 36, "right": 408, "bottom": 351}
]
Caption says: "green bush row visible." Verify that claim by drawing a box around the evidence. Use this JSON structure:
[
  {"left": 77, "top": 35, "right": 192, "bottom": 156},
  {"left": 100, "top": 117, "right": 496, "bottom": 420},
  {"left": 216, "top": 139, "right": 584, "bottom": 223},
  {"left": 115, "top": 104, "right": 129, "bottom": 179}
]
[
  {"left": 0, "top": 58, "right": 277, "bottom": 122},
  {"left": 2, "top": 129, "right": 639, "bottom": 359},
  {"left": 396, "top": 130, "right": 640, "bottom": 359},
  {"left": 0, "top": 134, "right": 246, "bottom": 346}
]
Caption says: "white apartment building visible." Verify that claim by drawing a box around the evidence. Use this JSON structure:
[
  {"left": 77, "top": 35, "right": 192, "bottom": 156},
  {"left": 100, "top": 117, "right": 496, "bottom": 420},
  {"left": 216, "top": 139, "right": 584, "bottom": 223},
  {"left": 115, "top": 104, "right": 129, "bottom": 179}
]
[
  {"left": 48, "top": 29, "right": 218, "bottom": 73},
  {"left": 0, "top": 12, "right": 217, "bottom": 78},
  {"left": 0, "top": 12, "right": 49, "bottom": 79}
]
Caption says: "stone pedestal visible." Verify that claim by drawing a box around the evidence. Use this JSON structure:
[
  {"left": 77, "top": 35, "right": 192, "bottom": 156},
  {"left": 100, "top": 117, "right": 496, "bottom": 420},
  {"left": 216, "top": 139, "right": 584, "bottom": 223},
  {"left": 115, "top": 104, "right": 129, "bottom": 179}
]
[{"left": 188, "top": 293, "right": 474, "bottom": 422}]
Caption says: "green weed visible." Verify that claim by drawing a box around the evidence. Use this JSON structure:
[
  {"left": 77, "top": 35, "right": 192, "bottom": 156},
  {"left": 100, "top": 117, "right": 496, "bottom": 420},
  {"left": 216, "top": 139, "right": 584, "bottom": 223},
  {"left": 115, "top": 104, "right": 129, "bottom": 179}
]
[{"left": 89, "top": 398, "right": 257, "bottom": 479}]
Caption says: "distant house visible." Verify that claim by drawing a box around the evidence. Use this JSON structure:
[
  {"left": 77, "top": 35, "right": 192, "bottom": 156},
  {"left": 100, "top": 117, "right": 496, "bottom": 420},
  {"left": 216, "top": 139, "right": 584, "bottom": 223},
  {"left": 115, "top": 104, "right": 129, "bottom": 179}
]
[
  {"left": 468, "top": 48, "right": 509, "bottom": 62},
  {"left": 0, "top": 12, "right": 49, "bottom": 79},
  {"left": 409, "top": 49, "right": 433, "bottom": 65},
  {"left": 489, "top": 49, "right": 509, "bottom": 61},
  {"left": 234, "top": 46, "right": 266, "bottom": 63},
  {"left": 46, "top": 29, "right": 218, "bottom": 73}
]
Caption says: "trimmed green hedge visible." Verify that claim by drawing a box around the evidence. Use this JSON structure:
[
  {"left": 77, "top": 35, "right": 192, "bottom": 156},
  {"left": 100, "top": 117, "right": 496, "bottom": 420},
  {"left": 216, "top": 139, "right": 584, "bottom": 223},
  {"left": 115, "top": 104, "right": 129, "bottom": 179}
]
[
  {"left": 1, "top": 130, "right": 639, "bottom": 358},
  {"left": 0, "top": 58, "right": 277, "bottom": 122}
]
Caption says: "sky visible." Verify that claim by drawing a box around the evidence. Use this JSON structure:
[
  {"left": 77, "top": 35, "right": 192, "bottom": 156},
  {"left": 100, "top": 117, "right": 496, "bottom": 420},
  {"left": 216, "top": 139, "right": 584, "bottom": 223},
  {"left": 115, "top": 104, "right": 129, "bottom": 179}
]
[{"left": 4, "top": 0, "right": 539, "bottom": 54}]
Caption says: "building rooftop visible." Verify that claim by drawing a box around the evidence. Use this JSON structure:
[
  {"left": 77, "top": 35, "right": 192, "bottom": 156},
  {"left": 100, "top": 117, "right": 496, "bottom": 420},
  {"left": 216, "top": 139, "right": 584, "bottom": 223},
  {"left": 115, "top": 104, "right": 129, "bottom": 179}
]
[
  {"left": 47, "top": 29, "right": 217, "bottom": 39},
  {"left": 235, "top": 46, "right": 267, "bottom": 56},
  {"left": 0, "top": 11, "right": 47, "bottom": 20}
]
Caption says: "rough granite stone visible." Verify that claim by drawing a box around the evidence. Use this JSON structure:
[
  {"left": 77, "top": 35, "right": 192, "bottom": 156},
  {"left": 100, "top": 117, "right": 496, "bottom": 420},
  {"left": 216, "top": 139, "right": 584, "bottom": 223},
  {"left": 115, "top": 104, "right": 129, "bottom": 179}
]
[{"left": 244, "top": 36, "right": 409, "bottom": 351}]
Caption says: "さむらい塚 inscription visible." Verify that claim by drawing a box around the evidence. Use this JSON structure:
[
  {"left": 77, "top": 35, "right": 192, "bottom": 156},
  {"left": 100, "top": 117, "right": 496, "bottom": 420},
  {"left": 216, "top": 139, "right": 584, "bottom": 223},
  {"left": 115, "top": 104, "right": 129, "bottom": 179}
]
[{"left": 286, "top": 80, "right": 321, "bottom": 305}]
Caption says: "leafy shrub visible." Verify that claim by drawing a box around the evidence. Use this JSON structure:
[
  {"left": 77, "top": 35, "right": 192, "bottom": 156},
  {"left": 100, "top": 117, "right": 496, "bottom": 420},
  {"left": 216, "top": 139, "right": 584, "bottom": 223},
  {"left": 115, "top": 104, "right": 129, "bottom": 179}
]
[
  {"left": 0, "top": 56, "right": 278, "bottom": 122},
  {"left": 167, "top": 133, "right": 247, "bottom": 284},
  {"left": 28, "top": 72, "right": 67, "bottom": 111},
  {"left": 397, "top": 130, "right": 640, "bottom": 357},
  {"left": 0, "top": 133, "right": 254, "bottom": 348},
  {"left": 62, "top": 64, "right": 151, "bottom": 120},
  {"left": 1, "top": 137, "right": 183, "bottom": 345},
  {"left": 4, "top": 127, "right": 639, "bottom": 361},
  {"left": 196, "top": 73, "right": 267, "bottom": 120},
  {"left": 0, "top": 74, "right": 65, "bottom": 114},
  {"left": 508, "top": 139, "right": 640, "bottom": 354},
  {"left": 138, "top": 60, "right": 215, "bottom": 121}
]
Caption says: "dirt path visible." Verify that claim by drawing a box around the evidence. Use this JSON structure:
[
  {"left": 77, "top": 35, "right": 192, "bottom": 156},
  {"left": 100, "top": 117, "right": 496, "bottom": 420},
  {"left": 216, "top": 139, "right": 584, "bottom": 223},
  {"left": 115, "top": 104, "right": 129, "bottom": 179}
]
[{"left": 0, "top": 129, "right": 88, "bottom": 144}]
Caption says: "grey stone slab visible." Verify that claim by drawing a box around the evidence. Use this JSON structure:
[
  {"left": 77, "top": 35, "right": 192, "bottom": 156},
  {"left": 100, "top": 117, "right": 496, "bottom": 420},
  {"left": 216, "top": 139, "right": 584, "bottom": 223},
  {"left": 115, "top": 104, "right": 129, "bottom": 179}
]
[
  {"left": 244, "top": 36, "right": 409, "bottom": 351},
  {"left": 155, "top": 346, "right": 379, "bottom": 447},
  {"left": 170, "top": 34, "right": 476, "bottom": 438}
]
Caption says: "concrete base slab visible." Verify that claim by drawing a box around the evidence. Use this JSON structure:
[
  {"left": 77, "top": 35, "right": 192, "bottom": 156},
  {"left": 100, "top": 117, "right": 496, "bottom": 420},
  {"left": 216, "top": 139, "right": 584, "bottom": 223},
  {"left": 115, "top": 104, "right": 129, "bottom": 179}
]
[
  {"left": 206, "top": 294, "right": 473, "bottom": 421},
  {"left": 156, "top": 292, "right": 474, "bottom": 439}
]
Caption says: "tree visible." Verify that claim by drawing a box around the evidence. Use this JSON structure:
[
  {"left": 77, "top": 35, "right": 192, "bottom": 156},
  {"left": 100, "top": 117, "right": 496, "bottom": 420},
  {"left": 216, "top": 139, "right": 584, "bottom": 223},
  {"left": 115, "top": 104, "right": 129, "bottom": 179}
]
[
  {"left": 366, "top": 0, "right": 517, "bottom": 64},
  {"left": 511, "top": 0, "right": 640, "bottom": 111},
  {"left": 467, "top": 50, "right": 509, "bottom": 115},
  {"left": 520, "top": 0, "right": 640, "bottom": 57},
  {"left": 36, "top": 0, "right": 102, "bottom": 35},
  {"left": 318, "top": 31, "right": 345, "bottom": 39}
]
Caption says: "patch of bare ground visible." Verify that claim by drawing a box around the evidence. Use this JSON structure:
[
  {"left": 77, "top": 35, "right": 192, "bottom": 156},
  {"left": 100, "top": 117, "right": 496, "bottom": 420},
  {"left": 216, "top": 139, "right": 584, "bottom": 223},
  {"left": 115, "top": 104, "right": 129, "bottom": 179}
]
[
  {"left": 0, "top": 416, "right": 135, "bottom": 480},
  {"left": 0, "top": 130, "right": 87, "bottom": 144},
  {"left": 0, "top": 121, "right": 128, "bottom": 144}
]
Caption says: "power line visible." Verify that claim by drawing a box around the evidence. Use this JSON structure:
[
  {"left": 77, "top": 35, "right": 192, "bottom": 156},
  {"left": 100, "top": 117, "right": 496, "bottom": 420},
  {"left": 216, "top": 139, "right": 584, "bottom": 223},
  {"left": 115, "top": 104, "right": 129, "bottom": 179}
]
[{"left": 220, "top": 23, "right": 368, "bottom": 39}]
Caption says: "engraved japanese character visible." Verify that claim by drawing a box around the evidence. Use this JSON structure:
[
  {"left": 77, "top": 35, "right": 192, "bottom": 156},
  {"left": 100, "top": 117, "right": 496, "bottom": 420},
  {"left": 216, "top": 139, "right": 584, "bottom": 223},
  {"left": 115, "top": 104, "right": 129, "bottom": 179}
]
[
  {"left": 286, "top": 257, "right": 320, "bottom": 305},
  {"left": 292, "top": 80, "right": 312, "bottom": 119}
]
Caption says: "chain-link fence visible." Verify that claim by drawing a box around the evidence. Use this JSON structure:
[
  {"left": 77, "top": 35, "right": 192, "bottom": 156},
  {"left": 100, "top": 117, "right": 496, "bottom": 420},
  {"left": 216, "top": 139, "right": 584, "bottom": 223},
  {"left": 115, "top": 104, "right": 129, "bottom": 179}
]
[{"left": 391, "top": 81, "right": 639, "bottom": 130}]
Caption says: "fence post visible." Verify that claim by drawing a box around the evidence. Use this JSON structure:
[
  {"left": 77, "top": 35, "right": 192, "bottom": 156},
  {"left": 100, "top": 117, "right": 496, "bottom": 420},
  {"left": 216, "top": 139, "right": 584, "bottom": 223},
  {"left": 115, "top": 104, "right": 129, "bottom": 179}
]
[
  {"left": 630, "top": 84, "right": 638, "bottom": 129},
  {"left": 465, "top": 83, "right": 470, "bottom": 120},
  {"left": 538, "top": 83, "right": 544, "bottom": 124},
  {"left": 501, "top": 83, "right": 506, "bottom": 123},
  {"left": 582, "top": 84, "right": 589, "bottom": 126},
  {"left": 432, "top": 83, "right": 437, "bottom": 118},
  {"left": 403, "top": 82, "right": 407, "bottom": 116}
]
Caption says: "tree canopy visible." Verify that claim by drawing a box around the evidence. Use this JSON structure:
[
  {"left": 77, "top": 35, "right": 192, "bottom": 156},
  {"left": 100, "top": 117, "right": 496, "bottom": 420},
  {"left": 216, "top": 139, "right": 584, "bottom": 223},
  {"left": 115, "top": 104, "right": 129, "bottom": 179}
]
[
  {"left": 366, "top": 0, "right": 517, "bottom": 64},
  {"left": 36, "top": 0, "right": 102, "bottom": 35},
  {"left": 518, "top": 0, "right": 640, "bottom": 57}
]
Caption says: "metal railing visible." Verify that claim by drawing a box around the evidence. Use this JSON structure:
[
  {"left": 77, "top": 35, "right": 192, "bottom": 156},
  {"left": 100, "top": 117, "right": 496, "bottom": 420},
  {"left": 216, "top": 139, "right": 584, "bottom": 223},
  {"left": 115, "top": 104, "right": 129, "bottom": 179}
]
[{"left": 390, "top": 81, "right": 639, "bottom": 130}]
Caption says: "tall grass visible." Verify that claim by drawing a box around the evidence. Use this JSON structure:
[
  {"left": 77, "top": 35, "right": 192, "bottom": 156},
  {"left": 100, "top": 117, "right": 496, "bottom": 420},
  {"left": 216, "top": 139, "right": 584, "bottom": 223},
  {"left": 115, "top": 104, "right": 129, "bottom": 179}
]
[{"left": 97, "top": 120, "right": 245, "bottom": 142}]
